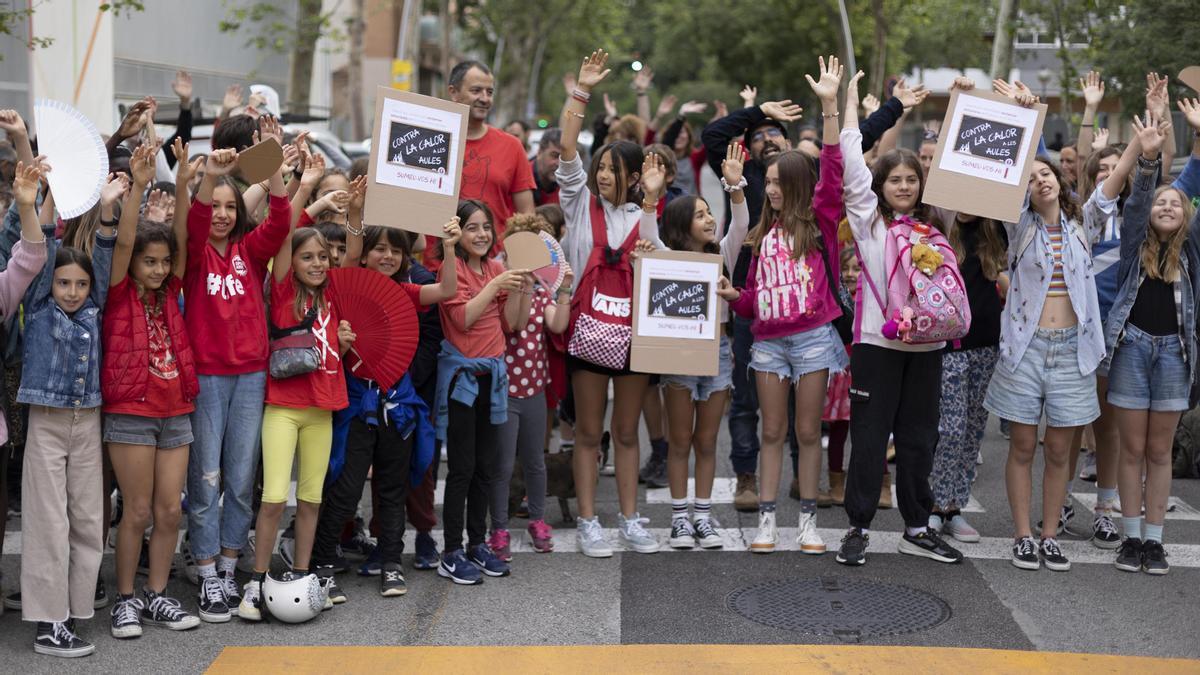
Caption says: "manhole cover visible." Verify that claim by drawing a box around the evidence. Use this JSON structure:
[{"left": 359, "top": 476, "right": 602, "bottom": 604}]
[{"left": 726, "top": 576, "right": 951, "bottom": 642}]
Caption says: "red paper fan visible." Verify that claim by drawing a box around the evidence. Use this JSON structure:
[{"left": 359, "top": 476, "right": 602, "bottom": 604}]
[
  {"left": 328, "top": 267, "right": 419, "bottom": 391},
  {"left": 535, "top": 231, "right": 568, "bottom": 294}
]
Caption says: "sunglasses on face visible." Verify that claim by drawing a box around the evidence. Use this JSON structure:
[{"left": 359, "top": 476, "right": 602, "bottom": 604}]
[{"left": 751, "top": 128, "right": 784, "bottom": 144}]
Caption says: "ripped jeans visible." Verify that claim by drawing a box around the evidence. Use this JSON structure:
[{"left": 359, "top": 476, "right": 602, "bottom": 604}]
[{"left": 185, "top": 371, "right": 266, "bottom": 561}]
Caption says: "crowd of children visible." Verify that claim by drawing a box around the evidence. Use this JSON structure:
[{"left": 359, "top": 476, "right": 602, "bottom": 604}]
[{"left": 0, "top": 48, "right": 1198, "bottom": 659}]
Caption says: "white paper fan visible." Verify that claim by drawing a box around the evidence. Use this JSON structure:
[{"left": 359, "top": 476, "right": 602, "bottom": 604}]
[{"left": 34, "top": 99, "right": 108, "bottom": 219}]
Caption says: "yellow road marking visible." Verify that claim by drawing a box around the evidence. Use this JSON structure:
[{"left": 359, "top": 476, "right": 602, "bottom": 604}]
[{"left": 207, "top": 644, "right": 1200, "bottom": 674}]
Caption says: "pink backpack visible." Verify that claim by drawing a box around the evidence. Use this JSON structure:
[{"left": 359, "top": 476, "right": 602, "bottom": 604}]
[{"left": 857, "top": 215, "right": 971, "bottom": 345}]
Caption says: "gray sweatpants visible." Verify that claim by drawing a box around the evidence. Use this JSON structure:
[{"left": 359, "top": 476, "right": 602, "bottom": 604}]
[{"left": 490, "top": 393, "right": 548, "bottom": 529}]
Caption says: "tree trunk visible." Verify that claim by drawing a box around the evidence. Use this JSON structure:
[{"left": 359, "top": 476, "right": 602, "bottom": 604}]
[
  {"left": 287, "top": 0, "right": 325, "bottom": 117},
  {"left": 440, "top": 0, "right": 451, "bottom": 87},
  {"left": 990, "top": 0, "right": 1020, "bottom": 82},
  {"left": 347, "top": 0, "right": 365, "bottom": 139},
  {"left": 868, "top": 0, "right": 887, "bottom": 99}
]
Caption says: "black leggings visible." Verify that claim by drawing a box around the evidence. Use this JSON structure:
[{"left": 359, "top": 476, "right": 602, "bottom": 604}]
[{"left": 442, "top": 374, "right": 502, "bottom": 553}]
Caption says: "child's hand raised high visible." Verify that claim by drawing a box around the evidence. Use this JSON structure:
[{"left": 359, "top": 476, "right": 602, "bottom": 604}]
[
  {"left": 101, "top": 173, "right": 130, "bottom": 206},
  {"left": 441, "top": 216, "right": 462, "bottom": 248},
  {"left": 130, "top": 143, "right": 158, "bottom": 185},
  {"left": 12, "top": 160, "right": 46, "bottom": 207},
  {"left": 205, "top": 148, "right": 239, "bottom": 177}
]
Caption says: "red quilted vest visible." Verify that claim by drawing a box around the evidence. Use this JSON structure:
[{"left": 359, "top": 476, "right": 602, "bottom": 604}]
[{"left": 102, "top": 276, "right": 199, "bottom": 407}]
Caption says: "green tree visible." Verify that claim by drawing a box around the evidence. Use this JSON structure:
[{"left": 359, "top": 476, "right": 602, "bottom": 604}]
[
  {"left": 1090, "top": 0, "right": 1200, "bottom": 119},
  {"left": 0, "top": 0, "right": 144, "bottom": 59},
  {"left": 218, "top": 0, "right": 348, "bottom": 116}
]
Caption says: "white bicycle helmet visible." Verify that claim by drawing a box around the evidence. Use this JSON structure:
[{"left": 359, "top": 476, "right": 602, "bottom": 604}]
[{"left": 263, "top": 572, "right": 325, "bottom": 623}]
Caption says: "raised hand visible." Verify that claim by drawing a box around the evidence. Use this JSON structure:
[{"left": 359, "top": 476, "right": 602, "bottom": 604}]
[
  {"left": 12, "top": 161, "right": 44, "bottom": 207},
  {"left": 640, "top": 152, "right": 666, "bottom": 200},
  {"left": 861, "top": 93, "right": 880, "bottom": 116},
  {"left": 1178, "top": 98, "right": 1200, "bottom": 132},
  {"left": 721, "top": 142, "right": 744, "bottom": 186},
  {"left": 1080, "top": 71, "right": 1104, "bottom": 107},
  {"left": 577, "top": 49, "right": 612, "bottom": 91},
  {"left": 101, "top": 172, "right": 130, "bottom": 206},
  {"left": 739, "top": 85, "right": 757, "bottom": 107},
  {"left": 1133, "top": 113, "right": 1171, "bottom": 159},
  {"left": 1146, "top": 72, "right": 1170, "bottom": 118},
  {"left": 679, "top": 100, "right": 707, "bottom": 116},
  {"left": 656, "top": 94, "right": 678, "bottom": 118},
  {"left": 300, "top": 152, "right": 327, "bottom": 189},
  {"left": 348, "top": 175, "right": 367, "bottom": 212},
  {"left": 633, "top": 66, "right": 654, "bottom": 93},
  {"left": 205, "top": 148, "right": 239, "bottom": 177},
  {"left": 805, "top": 55, "right": 844, "bottom": 103},
  {"left": 846, "top": 70, "right": 865, "bottom": 110},
  {"left": 130, "top": 143, "right": 158, "bottom": 185},
  {"left": 144, "top": 189, "right": 174, "bottom": 223},
  {"left": 1090, "top": 128, "right": 1110, "bottom": 150},
  {"left": 223, "top": 84, "right": 244, "bottom": 112},
  {"left": 602, "top": 93, "right": 618, "bottom": 120},
  {"left": 281, "top": 142, "right": 301, "bottom": 175},
  {"left": 442, "top": 216, "right": 462, "bottom": 247},
  {"left": 760, "top": 99, "right": 803, "bottom": 123},
  {"left": 893, "top": 78, "right": 928, "bottom": 109},
  {"left": 256, "top": 115, "right": 284, "bottom": 146},
  {"left": 0, "top": 109, "right": 27, "bottom": 137},
  {"left": 173, "top": 70, "right": 193, "bottom": 106},
  {"left": 562, "top": 72, "right": 578, "bottom": 96},
  {"left": 950, "top": 76, "right": 975, "bottom": 92},
  {"left": 117, "top": 98, "right": 153, "bottom": 138},
  {"left": 315, "top": 189, "right": 351, "bottom": 215},
  {"left": 711, "top": 99, "right": 729, "bottom": 120}
]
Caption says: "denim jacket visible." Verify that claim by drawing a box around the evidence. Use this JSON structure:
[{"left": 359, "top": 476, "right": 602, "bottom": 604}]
[
  {"left": 999, "top": 189, "right": 1111, "bottom": 376},
  {"left": 434, "top": 339, "right": 508, "bottom": 442},
  {"left": 1102, "top": 156, "right": 1200, "bottom": 382},
  {"left": 16, "top": 228, "right": 116, "bottom": 408}
]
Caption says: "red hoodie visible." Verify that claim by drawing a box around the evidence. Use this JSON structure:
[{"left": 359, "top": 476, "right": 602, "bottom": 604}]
[{"left": 184, "top": 194, "right": 292, "bottom": 375}]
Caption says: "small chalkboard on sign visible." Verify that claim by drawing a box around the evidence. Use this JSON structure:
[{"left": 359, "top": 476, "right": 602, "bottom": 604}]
[
  {"left": 387, "top": 120, "right": 451, "bottom": 174},
  {"left": 648, "top": 278, "right": 710, "bottom": 321},
  {"left": 953, "top": 114, "right": 1025, "bottom": 164}
]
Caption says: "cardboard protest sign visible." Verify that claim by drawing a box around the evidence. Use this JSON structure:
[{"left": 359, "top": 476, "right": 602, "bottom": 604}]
[
  {"left": 923, "top": 89, "right": 1047, "bottom": 223},
  {"left": 630, "top": 251, "right": 721, "bottom": 376},
  {"left": 365, "top": 86, "right": 469, "bottom": 237},
  {"left": 238, "top": 138, "right": 283, "bottom": 184}
]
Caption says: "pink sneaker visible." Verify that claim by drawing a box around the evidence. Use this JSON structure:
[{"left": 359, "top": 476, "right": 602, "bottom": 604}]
[
  {"left": 488, "top": 529, "right": 512, "bottom": 561},
  {"left": 527, "top": 519, "right": 554, "bottom": 553}
]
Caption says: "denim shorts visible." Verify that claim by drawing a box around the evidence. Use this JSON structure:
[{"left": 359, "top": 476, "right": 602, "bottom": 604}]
[
  {"left": 750, "top": 323, "right": 848, "bottom": 382},
  {"left": 1106, "top": 323, "right": 1190, "bottom": 412},
  {"left": 984, "top": 325, "right": 1100, "bottom": 428},
  {"left": 662, "top": 335, "right": 733, "bottom": 401},
  {"left": 103, "top": 412, "right": 194, "bottom": 449}
]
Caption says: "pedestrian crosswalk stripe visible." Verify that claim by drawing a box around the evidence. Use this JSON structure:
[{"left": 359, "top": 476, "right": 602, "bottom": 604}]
[
  {"left": 645, "top": 478, "right": 986, "bottom": 512},
  {"left": 1072, "top": 492, "right": 1199, "bottom": 521}
]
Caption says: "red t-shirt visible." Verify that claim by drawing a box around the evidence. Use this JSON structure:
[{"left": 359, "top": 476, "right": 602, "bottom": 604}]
[
  {"left": 439, "top": 257, "right": 509, "bottom": 358},
  {"left": 184, "top": 194, "right": 292, "bottom": 375},
  {"left": 506, "top": 289, "right": 550, "bottom": 398},
  {"left": 265, "top": 274, "right": 349, "bottom": 410},
  {"left": 105, "top": 279, "right": 194, "bottom": 418},
  {"left": 423, "top": 126, "right": 536, "bottom": 271}
]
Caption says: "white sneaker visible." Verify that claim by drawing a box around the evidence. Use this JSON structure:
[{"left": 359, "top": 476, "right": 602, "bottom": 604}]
[
  {"left": 797, "top": 512, "right": 826, "bottom": 554},
  {"left": 750, "top": 511, "right": 777, "bottom": 553},
  {"left": 237, "top": 581, "right": 262, "bottom": 622},
  {"left": 928, "top": 513, "right": 945, "bottom": 533},
  {"left": 576, "top": 517, "right": 613, "bottom": 558},
  {"left": 617, "top": 513, "right": 660, "bottom": 553}
]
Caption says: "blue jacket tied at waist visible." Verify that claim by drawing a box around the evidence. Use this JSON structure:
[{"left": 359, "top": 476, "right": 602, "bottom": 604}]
[{"left": 434, "top": 339, "right": 508, "bottom": 442}]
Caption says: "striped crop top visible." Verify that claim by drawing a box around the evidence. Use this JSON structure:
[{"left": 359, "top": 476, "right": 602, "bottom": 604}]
[{"left": 1045, "top": 223, "right": 1067, "bottom": 296}]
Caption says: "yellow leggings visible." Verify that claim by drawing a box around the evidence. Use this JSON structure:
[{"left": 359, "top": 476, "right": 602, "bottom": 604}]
[{"left": 261, "top": 404, "right": 332, "bottom": 504}]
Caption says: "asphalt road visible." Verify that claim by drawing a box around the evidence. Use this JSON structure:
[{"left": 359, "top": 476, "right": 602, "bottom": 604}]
[{"left": 2, "top": 414, "right": 1198, "bottom": 673}]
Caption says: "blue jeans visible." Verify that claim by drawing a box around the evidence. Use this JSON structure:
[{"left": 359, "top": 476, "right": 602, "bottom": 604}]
[
  {"left": 728, "top": 317, "right": 799, "bottom": 477},
  {"left": 186, "top": 371, "right": 266, "bottom": 560}
]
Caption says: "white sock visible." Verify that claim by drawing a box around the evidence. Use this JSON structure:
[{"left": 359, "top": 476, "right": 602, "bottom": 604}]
[
  {"left": 197, "top": 562, "right": 217, "bottom": 579},
  {"left": 218, "top": 555, "right": 238, "bottom": 574}
]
